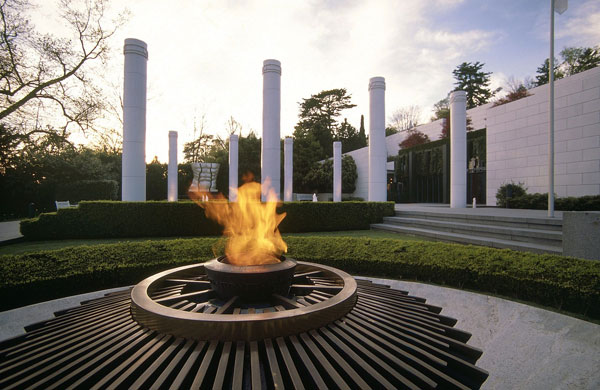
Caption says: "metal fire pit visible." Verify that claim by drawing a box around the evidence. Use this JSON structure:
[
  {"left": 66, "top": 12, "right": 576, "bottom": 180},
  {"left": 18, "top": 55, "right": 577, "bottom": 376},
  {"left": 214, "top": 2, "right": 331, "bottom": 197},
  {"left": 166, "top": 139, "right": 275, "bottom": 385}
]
[
  {"left": 203, "top": 256, "right": 298, "bottom": 302},
  {"left": 0, "top": 261, "right": 489, "bottom": 389}
]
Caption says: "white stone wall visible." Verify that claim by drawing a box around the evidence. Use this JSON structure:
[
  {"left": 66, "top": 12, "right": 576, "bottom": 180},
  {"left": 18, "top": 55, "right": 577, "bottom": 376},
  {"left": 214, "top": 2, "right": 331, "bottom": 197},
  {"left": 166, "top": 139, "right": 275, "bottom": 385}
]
[
  {"left": 346, "top": 67, "right": 600, "bottom": 203},
  {"left": 486, "top": 67, "right": 600, "bottom": 205}
]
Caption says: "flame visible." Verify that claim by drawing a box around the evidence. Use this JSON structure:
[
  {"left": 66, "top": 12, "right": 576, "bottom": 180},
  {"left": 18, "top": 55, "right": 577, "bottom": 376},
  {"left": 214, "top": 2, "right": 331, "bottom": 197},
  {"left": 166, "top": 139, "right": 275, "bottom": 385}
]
[{"left": 189, "top": 175, "right": 287, "bottom": 266}]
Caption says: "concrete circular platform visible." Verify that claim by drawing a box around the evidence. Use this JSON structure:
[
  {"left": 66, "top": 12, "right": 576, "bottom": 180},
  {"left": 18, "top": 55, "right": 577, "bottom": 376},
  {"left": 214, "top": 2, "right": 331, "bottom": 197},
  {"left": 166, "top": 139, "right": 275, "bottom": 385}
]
[{"left": 1, "top": 278, "right": 598, "bottom": 389}]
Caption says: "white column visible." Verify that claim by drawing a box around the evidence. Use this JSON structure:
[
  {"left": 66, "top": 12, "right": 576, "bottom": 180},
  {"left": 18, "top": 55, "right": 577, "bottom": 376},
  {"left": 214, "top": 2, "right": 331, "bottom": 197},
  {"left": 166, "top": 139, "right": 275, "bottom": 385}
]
[
  {"left": 122, "top": 38, "right": 148, "bottom": 201},
  {"left": 368, "top": 77, "right": 386, "bottom": 202},
  {"left": 229, "top": 134, "right": 239, "bottom": 202},
  {"left": 284, "top": 137, "right": 293, "bottom": 201},
  {"left": 450, "top": 90, "right": 467, "bottom": 208},
  {"left": 167, "top": 131, "right": 178, "bottom": 202},
  {"left": 333, "top": 141, "right": 342, "bottom": 202},
  {"left": 261, "top": 59, "right": 281, "bottom": 201}
]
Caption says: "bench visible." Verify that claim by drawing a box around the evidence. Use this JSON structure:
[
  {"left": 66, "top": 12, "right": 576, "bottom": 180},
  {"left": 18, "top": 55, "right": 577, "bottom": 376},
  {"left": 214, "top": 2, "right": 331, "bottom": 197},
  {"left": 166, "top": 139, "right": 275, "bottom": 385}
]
[{"left": 55, "top": 201, "right": 77, "bottom": 210}]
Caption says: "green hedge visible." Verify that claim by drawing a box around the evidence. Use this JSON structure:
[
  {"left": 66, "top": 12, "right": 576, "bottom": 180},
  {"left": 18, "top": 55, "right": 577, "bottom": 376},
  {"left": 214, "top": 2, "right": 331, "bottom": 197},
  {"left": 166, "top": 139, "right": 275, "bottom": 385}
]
[
  {"left": 1, "top": 237, "right": 598, "bottom": 319},
  {"left": 20, "top": 201, "right": 395, "bottom": 240},
  {"left": 509, "top": 193, "right": 600, "bottom": 211}
]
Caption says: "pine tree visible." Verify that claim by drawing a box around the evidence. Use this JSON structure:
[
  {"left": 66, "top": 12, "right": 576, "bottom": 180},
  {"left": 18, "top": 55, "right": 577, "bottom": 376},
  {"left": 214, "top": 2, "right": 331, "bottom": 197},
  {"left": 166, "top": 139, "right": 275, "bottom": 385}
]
[
  {"left": 452, "top": 62, "right": 497, "bottom": 109},
  {"left": 358, "top": 115, "right": 367, "bottom": 146},
  {"left": 534, "top": 58, "right": 564, "bottom": 86}
]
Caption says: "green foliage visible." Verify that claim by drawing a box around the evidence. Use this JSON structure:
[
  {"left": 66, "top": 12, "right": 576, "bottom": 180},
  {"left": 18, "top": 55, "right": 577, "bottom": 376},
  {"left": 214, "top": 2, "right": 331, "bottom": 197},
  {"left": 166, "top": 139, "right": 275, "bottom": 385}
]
[
  {"left": 295, "top": 88, "right": 357, "bottom": 159},
  {"left": 303, "top": 155, "right": 358, "bottom": 193},
  {"left": 495, "top": 182, "right": 527, "bottom": 207},
  {"left": 1, "top": 237, "right": 598, "bottom": 319},
  {"left": 560, "top": 46, "right": 600, "bottom": 76},
  {"left": 496, "top": 182, "right": 600, "bottom": 211},
  {"left": 0, "top": 143, "right": 122, "bottom": 219},
  {"left": 452, "top": 61, "right": 498, "bottom": 109},
  {"left": 336, "top": 118, "right": 366, "bottom": 153},
  {"left": 496, "top": 182, "right": 600, "bottom": 210},
  {"left": 508, "top": 193, "right": 600, "bottom": 211},
  {"left": 535, "top": 57, "right": 565, "bottom": 86},
  {"left": 55, "top": 180, "right": 119, "bottom": 202},
  {"left": 535, "top": 46, "right": 599, "bottom": 87},
  {"left": 20, "top": 201, "right": 394, "bottom": 240}
]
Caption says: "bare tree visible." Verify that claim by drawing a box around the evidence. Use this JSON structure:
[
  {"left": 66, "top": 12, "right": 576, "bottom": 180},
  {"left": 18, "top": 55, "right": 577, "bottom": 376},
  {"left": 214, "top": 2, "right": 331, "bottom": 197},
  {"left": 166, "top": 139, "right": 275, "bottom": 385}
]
[
  {"left": 0, "top": 0, "right": 125, "bottom": 141},
  {"left": 388, "top": 105, "right": 421, "bottom": 132}
]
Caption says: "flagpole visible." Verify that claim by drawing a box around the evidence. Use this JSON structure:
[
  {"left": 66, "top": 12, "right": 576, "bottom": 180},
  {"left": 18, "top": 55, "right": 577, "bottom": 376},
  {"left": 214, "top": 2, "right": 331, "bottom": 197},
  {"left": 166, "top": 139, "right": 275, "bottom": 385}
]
[{"left": 548, "top": 0, "right": 555, "bottom": 218}]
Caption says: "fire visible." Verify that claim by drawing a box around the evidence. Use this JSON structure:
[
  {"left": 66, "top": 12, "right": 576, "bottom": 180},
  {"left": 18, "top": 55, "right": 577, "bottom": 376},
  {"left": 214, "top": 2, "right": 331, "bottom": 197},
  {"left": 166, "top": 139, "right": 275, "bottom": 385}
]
[{"left": 189, "top": 176, "right": 287, "bottom": 266}]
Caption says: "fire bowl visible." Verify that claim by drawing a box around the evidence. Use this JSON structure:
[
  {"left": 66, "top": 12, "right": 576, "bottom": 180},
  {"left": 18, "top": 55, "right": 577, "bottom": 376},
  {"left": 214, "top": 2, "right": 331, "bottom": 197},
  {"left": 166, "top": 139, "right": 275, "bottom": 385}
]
[{"left": 204, "top": 256, "right": 297, "bottom": 302}]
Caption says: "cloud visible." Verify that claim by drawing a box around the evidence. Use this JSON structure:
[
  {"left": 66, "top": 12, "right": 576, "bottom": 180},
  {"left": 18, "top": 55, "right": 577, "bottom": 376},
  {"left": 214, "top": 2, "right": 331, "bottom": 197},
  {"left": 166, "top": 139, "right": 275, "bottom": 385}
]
[
  {"left": 556, "top": 0, "right": 600, "bottom": 45},
  {"left": 30, "top": 0, "right": 514, "bottom": 162}
]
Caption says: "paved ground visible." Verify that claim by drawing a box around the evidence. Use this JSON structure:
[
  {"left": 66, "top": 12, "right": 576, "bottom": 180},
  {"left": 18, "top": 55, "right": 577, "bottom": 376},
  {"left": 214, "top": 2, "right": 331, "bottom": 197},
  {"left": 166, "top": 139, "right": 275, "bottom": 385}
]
[
  {"left": 361, "top": 278, "right": 599, "bottom": 390},
  {"left": 1, "top": 280, "right": 598, "bottom": 389}
]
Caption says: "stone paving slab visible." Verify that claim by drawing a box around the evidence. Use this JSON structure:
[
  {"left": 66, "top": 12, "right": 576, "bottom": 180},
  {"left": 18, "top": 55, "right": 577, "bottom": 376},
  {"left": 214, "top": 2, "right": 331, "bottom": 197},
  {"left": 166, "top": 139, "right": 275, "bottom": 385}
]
[{"left": 361, "top": 278, "right": 600, "bottom": 390}]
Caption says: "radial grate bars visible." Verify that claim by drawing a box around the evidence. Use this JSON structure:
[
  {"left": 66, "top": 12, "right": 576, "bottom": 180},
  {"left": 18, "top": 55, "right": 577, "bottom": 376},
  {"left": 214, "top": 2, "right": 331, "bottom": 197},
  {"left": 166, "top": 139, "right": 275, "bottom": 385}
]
[{"left": 0, "top": 279, "right": 488, "bottom": 389}]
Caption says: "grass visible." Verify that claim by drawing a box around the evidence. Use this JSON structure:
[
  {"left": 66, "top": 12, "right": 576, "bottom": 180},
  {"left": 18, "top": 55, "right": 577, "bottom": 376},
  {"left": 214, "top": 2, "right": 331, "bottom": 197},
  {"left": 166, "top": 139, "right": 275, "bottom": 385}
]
[{"left": 0, "top": 230, "right": 425, "bottom": 255}]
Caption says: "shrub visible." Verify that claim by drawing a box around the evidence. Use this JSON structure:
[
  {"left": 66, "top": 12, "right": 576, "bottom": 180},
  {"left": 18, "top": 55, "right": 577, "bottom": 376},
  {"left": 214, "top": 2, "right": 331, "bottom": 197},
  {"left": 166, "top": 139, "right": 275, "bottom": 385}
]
[
  {"left": 496, "top": 182, "right": 600, "bottom": 210},
  {"left": 55, "top": 180, "right": 119, "bottom": 202},
  {"left": 496, "top": 182, "right": 527, "bottom": 207},
  {"left": 20, "top": 201, "right": 395, "bottom": 240},
  {"left": 1, "top": 237, "right": 598, "bottom": 319}
]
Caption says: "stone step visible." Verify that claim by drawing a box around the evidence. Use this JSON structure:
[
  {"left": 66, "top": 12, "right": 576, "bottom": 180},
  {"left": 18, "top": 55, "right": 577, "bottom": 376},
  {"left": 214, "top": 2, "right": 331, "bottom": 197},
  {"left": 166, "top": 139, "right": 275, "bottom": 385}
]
[
  {"left": 371, "top": 223, "right": 563, "bottom": 255},
  {"left": 394, "top": 210, "right": 562, "bottom": 231},
  {"left": 382, "top": 216, "right": 562, "bottom": 246}
]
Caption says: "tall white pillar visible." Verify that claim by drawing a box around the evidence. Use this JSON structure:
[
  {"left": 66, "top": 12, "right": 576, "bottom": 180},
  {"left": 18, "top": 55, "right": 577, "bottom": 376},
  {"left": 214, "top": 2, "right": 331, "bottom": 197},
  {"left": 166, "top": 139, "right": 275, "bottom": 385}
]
[
  {"left": 333, "top": 141, "right": 342, "bottom": 202},
  {"left": 122, "top": 38, "right": 148, "bottom": 201},
  {"left": 167, "top": 131, "right": 178, "bottom": 202},
  {"left": 450, "top": 90, "right": 467, "bottom": 208},
  {"left": 368, "top": 77, "right": 386, "bottom": 202},
  {"left": 261, "top": 59, "right": 281, "bottom": 201},
  {"left": 284, "top": 137, "right": 293, "bottom": 201},
  {"left": 229, "top": 134, "right": 239, "bottom": 202}
]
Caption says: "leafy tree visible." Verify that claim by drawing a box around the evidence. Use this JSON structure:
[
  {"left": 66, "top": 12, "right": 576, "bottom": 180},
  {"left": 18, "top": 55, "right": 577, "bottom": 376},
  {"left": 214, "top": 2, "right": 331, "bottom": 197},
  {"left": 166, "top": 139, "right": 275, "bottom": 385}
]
[
  {"left": 385, "top": 127, "right": 398, "bottom": 136},
  {"left": 388, "top": 105, "right": 421, "bottom": 131},
  {"left": 534, "top": 46, "right": 599, "bottom": 87},
  {"left": 303, "top": 155, "right": 357, "bottom": 194},
  {"left": 493, "top": 77, "right": 533, "bottom": 107},
  {"left": 183, "top": 116, "right": 225, "bottom": 163},
  {"left": 431, "top": 97, "right": 449, "bottom": 121},
  {"left": 452, "top": 62, "right": 498, "bottom": 109},
  {"left": 237, "top": 131, "right": 261, "bottom": 182},
  {"left": 293, "top": 133, "right": 323, "bottom": 193},
  {"left": 294, "top": 88, "right": 356, "bottom": 159},
  {"left": 146, "top": 157, "right": 167, "bottom": 200},
  {"left": 0, "top": 0, "right": 125, "bottom": 137},
  {"left": 560, "top": 46, "right": 600, "bottom": 75},
  {"left": 336, "top": 118, "right": 366, "bottom": 153},
  {"left": 534, "top": 58, "right": 564, "bottom": 86},
  {"left": 399, "top": 130, "right": 430, "bottom": 149}
]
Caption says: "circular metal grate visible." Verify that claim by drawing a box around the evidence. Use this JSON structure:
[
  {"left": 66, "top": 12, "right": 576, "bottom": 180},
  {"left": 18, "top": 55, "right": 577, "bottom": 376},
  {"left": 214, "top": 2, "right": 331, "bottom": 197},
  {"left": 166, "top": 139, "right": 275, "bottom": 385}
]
[
  {"left": 131, "top": 260, "right": 358, "bottom": 341},
  {"left": 0, "top": 263, "right": 489, "bottom": 389}
]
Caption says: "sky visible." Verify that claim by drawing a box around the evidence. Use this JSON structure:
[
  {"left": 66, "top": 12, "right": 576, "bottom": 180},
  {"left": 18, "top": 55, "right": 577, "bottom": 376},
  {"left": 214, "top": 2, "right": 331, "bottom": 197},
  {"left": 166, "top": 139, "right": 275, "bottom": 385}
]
[{"left": 32, "top": 0, "right": 600, "bottom": 163}]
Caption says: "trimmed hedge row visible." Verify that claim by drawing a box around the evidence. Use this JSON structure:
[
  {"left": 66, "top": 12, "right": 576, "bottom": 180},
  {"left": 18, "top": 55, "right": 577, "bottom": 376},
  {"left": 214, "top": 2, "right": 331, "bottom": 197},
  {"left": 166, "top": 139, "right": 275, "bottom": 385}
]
[
  {"left": 508, "top": 193, "right": 600, "bottom": 211},
  {"left": 1, "top": 237, "right": 598, "bottom": 319},
  {"left": 20, "top": 201, "right": 395, "bottom": 240}
]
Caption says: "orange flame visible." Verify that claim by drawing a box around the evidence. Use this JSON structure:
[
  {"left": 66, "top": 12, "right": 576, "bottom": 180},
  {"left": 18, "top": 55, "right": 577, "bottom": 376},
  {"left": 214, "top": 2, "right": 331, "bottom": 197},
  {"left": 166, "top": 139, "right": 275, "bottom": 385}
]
[{"left": 189, "top": 175, "right": 287, "bottom": 266}]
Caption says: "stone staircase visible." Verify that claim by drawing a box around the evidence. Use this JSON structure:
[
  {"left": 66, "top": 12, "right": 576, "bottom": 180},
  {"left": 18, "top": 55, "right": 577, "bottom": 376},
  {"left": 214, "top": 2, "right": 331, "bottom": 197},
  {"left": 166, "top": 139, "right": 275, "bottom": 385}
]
[{"left": 371, "top": 209, "right": 563, "bottom": 254}]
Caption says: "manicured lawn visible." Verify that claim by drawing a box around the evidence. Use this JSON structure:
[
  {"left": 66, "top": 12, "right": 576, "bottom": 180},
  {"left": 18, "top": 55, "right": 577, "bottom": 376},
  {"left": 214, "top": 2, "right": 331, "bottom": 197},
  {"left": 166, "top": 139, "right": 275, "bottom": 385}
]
[{"left": 0, "top": 230, "right": 425, "bottom": 255}]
